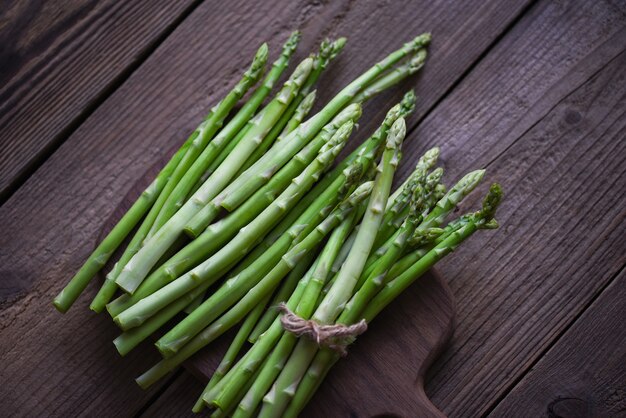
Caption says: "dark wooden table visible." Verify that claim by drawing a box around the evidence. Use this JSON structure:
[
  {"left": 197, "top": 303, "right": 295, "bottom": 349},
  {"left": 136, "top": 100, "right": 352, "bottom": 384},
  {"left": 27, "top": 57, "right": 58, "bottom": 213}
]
[{"left": 1, "top": 0, "right": 625, "bottom": 417}]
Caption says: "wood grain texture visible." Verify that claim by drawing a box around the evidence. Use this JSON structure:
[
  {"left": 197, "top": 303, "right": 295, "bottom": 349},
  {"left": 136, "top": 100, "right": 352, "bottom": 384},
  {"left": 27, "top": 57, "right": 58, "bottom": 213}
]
[
  {"left": 0, "top": 0, "right": 534, "bottom": 415},
  {"left": 394, "top": 1, "right": 626, "bottom": 416},
  {"left": 140, "top": 371, "right": 205, "bottom": 418},
  {"left": 490, "top": 268, "right": 626, "bottom": 417},
  {"left": 17, "top": 0, "right": 626, "bottom": 415},
  {"left": 0, "top": 0, "right": 200, "bottom": 201}
]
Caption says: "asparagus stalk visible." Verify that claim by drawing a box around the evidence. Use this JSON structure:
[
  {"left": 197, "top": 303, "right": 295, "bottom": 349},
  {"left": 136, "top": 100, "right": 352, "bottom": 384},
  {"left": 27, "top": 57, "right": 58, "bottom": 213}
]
[
  {"left": 231, "top": 37, "right": 346, "bottom": 180},
  {"left": 112, "top": 206, "right": 365, "bottom": 356},
  {"left": 154, "top": 122, "right": 354, "bottom": 354},
  {"left": 89, "top": 104, "right": 225, "bottom": 312},
  {"left": 115, "top": 55, "right": 313, "bottom": 294},
  {"left": 106, "top": 104, "right": 362, "bottom": 321},
  {"left": 217, "top": 34, "right": 430, "bottom": 213},
  {"left": 369, "top": 183, "right": 502, "bottom": 317},
  {"left": 200, "top": 247, "right": 323, "bottom": 406},
  {"left": 377, "top": 148, "right": 439, "bottom": 233},
  {"left": 201, "top": 122, "right": 250, "bottom": 184},
  {"left": 284, "top": 184, "right": 502, "bottom": 417},
  {"left": 247, "top": 251, "right": 318, "bottom": 344},
  {"left": 137, "top": 44, "right": 268, "bottom": 248},
  {"left": 241, "top": 90, "right": 417, "bottom": 282},
  {"left": 274, "top": 91, "right": 316, "bottom": 145},
  {"left": 223, "top": 160, "right": 365, "bottom": 344},
  {"left": 111, "top": 140, "right": 356, "bottom": 354},
  {"left": 183, "top": 92, "right": 347, "bottom": 240},
  {"left": 145, "top": 34, "right": 298, "bottom": 239},
  {"left": 352, "top": 48, "right": 428, "bottom": 103},
  {"left": 252, "top": 96, "right": 416, "bottom": 316},
  {"left": 135, "top": 182, "right": 373, "bottom": 389},
  {"left": 233, "top": 212, "right": 356, "bottom": 417},
  {"left": 113, "top": 284, "right": 206, "bottom": 356},
  {"left": 106, "top": 120, "right": 360, "bottom": 321},
  {"left": 196, "top": 128, "right": 396, "bottom": 406},
  {"left": 206, "top": 250, "right": 316, "bottom": 398},
  {"left": 207, "top": 294, "right": 271, "bottom": 389},
  {"left": 182, "top": 288, "right": 205, "bottom": 314},
  {"left": 199, "top": 32, "right": 344, "bottom": 188},
  {"left": 362, "top": 165, "right": 443, "bottom": 275},
  {"left": 114, "top": 122, "right": 349, "bottom": 331},
  {"left": 53, "top": 129, "right": 198, "bottom": 313},
  {"left": 258, "top": 118, "right": 406, "bottom": 417},
  {"left": 358, "top": 168, "right": 483, "bottom": 291},
  {"left": 237, "top": 89, "right": 317, "bottom": 175}
]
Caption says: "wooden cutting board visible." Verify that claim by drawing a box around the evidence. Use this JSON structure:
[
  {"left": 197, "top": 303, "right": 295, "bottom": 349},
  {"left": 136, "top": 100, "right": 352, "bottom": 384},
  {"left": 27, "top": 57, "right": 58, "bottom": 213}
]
[
  {"left": 186, "top": 269, "right": 455, "bottom": 418},
  {"left": 99, "top": 152, "right": 456, "bottom": 418}
]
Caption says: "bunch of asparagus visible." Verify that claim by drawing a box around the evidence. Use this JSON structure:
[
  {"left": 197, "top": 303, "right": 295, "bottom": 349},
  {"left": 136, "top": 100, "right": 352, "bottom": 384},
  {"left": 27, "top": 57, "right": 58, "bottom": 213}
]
[{"left": 53, "top": 30, "right": 502, "bottom": 416}]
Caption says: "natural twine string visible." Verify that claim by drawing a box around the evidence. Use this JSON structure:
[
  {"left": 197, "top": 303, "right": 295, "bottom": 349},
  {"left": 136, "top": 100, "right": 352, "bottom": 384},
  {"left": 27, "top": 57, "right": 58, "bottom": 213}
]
[{"left": 278, "top": 303, "right": 367, "bottom": 356}]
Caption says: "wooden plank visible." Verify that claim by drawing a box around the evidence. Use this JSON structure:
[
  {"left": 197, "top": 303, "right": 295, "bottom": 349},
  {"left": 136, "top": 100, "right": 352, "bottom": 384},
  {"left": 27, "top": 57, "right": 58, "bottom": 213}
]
[
  {"left": 140, "top": 371, "right": 203, "bottom": 418},
  {"left": 394, "top": 1, "right": 626, "bottom": 416},
  {"left": 0, "top": 1, "right": 335, "bottom": 416},
  {"left": 0, "top": 0, "right": 535, "bottom": 415},
  {"left": 489, "top": 268, "right": 626, "bottom": 417},
  {"left": 0, "top": 0, "right": 199, "bottom": 201}
]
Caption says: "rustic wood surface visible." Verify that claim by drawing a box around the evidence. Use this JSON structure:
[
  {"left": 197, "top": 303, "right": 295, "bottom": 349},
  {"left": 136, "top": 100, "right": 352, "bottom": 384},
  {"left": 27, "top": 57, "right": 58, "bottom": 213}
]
[
  {"left": 0, "top": 0, "right": 201, "bottom": 201},
  {"left": 0, "top": 0, "right": 624, "bottom": 417},
  {"left": 491, "top": 269, "right": 626, "bottom": 417}
]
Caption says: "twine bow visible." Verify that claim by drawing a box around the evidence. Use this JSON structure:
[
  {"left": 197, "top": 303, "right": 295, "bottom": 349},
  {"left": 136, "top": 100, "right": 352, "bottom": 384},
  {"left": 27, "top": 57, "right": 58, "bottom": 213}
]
[{"left": 278, "top": 303, "right": 367, "bottom": 356}]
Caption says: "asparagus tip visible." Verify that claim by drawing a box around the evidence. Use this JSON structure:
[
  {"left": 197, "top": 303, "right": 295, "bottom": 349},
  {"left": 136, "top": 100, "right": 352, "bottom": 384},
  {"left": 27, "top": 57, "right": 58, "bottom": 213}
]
[
  {"left": 387, "top": 117, "right": 407, "bottom": 149},
  {"left": 302, "top": 90, "right": 317, "bottom": 108},
  {"left": 293, "top": 57, "right": 315, "bottom": 81},
  {"left": 418, "top": 146, "right": 440, "bottom": 170},
  {"left": 282, "top": 31, "right": 302, "bottom": 55},
  {"left": 409, "top": 48, "right": 428, "bottom": 73},
  {"left": 413, "top": 32, "right": 432, "bottom": 47},
  {"left": 332, "top": 37, "right": 348, "bottom": 54},
  {"left": 479, "top": 183, "right": 503, "bottom": 223},
  {"left": 400, "top": 90, "right": 418, "bottom": 115}
]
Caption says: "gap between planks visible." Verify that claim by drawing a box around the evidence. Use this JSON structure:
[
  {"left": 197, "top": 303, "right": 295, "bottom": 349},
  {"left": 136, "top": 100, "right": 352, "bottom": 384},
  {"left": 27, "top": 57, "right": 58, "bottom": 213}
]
[{"left": 483, "top": 262, "right": 626, "bottom": 417}]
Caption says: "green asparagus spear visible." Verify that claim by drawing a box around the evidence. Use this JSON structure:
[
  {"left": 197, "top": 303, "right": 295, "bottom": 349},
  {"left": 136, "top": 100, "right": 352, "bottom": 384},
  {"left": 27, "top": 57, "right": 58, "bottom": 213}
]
[
  {"left": 89, "top": 105, "right": 229, "bottom": 312},
  {"left": 115, "top": 54, "right": 312, "bottom": 294},
  {"left": 115, "top": 122, "right": 349, "bottom": 331},
  {"left": 53, "top": 129, "right": 198, "bottom": 313},
  {"left": 258, "top": 118, "right": 406, "bottom": 417},
  {"left": 217, "top": 35, "right": 430, "bottom": 213},
  {"left": 199, "top": 33, "right": 344, "bottom": 187},
  {"left": 145, "top": 34, "right": 298, "bottom": 239},
  {"left": 135, "top": 182, "right": 373, "bottom": 389},
  {"left": 197, "top": 129, "right": 396, "bottom": 406},
  {"left": 352, "top": 48, "right": 428, "bottom": 103},
  {"left": 206, "top": 250, "right": 316, "bottom": 397},
  {"left": 153, "top": 122, "right": 355, "bottom": 354},
  {"left": 105, "top": 104, "right": 362, "bottom": 321},
  {"left": 184, "top": 91, "right": 321, "bottom": 238},
  {"left": 232, "top": 37, "right": 346, "bottom": 180},
  {"left": 284, "top": 184, "right": 502, "bottom": 418},
  {"left": 237, "top": 89, "right": 317, "bottom": 175},
  {"left": 233, "top": 212, "right": 357, "bottom": 417}
]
